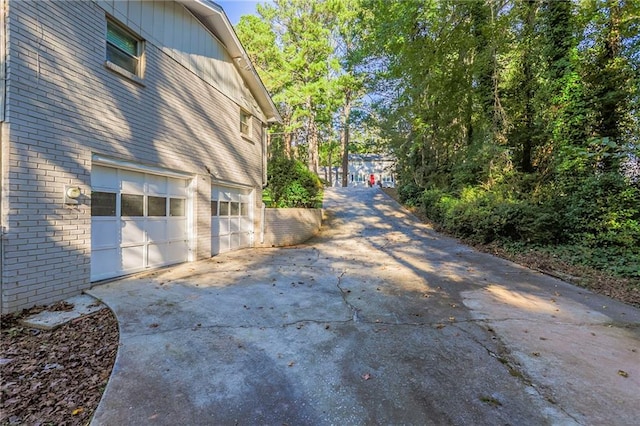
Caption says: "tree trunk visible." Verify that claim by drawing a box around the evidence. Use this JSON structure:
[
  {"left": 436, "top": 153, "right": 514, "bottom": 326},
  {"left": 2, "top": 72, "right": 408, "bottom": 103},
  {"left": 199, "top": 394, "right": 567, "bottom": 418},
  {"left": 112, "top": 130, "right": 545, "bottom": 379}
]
[
  {"left": 340, "top": 93, "right": 352, "bottom": 187},
  {"left": 307, "top": 98, "right": 320, "bottom": 174}
]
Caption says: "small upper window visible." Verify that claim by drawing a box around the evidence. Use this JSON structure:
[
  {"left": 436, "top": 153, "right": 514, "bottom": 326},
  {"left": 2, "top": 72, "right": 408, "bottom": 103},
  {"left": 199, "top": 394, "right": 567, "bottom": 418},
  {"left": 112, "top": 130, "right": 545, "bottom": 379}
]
[
  {"left": 240, "top": 110, "right": 251, "bottom": 136},
  {"left": 106, "top": 19, "right": 143, "bottom": 76}
]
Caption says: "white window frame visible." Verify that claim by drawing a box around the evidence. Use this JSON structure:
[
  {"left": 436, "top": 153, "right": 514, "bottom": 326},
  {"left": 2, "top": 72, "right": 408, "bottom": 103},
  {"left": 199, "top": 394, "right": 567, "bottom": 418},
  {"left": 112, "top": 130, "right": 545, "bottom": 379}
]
[
  {"left": 105, "top": 17, "right": 145, "bottom": 83},
  {"left": 240, "top": 109, "right": 252, "bottom": 137}
]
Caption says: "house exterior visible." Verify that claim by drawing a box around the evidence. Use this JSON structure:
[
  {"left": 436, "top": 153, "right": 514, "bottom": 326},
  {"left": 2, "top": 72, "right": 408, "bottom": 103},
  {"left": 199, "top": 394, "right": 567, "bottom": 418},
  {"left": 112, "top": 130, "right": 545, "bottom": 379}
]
[
  {"left": 322, "top": 154, "right": 396, "bottom": 188},
  {"left": 0, "top": 0, "right": 281, "bottom": 313}
]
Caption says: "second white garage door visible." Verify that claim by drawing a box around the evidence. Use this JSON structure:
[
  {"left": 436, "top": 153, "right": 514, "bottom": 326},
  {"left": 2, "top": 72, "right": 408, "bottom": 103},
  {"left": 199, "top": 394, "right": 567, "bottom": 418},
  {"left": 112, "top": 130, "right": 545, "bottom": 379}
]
[
  {"left": 91, "top": 165, "right": 191, "bottom": 281},
  {"left": 211, "top": 185, "right": 254, "bottom": 255}
]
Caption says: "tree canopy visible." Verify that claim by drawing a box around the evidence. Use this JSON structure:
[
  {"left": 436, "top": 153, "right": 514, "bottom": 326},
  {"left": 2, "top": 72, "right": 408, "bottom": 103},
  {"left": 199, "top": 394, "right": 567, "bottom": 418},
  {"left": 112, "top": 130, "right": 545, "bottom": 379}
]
[{"left": 236, "top": 0, "right": 639, "bottom": 279}]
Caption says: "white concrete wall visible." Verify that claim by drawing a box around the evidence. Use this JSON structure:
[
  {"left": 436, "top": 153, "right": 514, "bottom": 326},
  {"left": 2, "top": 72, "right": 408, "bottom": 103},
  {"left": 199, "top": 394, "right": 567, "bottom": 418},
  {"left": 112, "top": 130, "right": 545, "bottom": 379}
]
[{"left": 1, "top": 0, "right": 266, "bottom": 312}]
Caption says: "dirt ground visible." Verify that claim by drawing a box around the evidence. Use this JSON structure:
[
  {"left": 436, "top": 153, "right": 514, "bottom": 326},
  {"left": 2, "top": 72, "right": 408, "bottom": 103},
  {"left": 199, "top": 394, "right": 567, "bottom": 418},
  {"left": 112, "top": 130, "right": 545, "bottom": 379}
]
[{"left": 0, "top": 306, "right": 118, "bottom": 425}]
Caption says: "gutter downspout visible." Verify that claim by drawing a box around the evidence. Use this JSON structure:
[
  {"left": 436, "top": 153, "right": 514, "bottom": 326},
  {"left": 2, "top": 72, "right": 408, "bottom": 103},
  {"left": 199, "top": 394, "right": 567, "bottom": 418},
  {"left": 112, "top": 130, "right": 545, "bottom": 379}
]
[
  {"left": 260, "top": 202, "right": 265, "bottom": 245},
  {"left": 260, "top": 124, "right": 267, "bottom": 245}
]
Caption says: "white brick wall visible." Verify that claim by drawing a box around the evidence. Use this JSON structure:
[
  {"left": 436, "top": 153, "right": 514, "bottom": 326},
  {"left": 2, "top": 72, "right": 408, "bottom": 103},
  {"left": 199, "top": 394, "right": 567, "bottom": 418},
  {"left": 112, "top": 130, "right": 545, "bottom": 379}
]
[
  {"left": 257, "top": 209, "right": 323, "bottom": 248},
  {"left": 1, "top": 1, "right": 267, "bottom": 312}
]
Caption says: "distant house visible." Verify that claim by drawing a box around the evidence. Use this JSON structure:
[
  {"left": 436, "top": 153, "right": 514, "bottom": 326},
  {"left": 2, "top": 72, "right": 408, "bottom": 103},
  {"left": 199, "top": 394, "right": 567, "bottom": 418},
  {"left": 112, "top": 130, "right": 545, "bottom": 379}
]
[
  {"left": 322, "top": 154, "right": 396, "bottom": 188},
  {"left": 348, "top": 153, "right": 396, "bottom": 188},
  {"left": 0, "top": 0, "right": 281, "bottom": 312}
]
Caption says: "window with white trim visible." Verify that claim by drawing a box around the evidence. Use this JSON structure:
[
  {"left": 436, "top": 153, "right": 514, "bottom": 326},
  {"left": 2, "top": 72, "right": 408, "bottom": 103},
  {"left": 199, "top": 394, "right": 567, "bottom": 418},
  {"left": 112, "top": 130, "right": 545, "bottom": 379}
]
[
  {"left": 240, "top": 109, "right": 251, "bottom": 136},
  {"left": 106, "top": 18, "right": 143, "bottom": 77}
]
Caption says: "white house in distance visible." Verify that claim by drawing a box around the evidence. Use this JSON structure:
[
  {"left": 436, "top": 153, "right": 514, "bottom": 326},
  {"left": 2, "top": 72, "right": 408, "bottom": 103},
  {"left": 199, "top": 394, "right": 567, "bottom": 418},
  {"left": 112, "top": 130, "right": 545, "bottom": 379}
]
[
  {"left": 0, "top": 0, "right": 281, "bottom": 313},
  {"left": 323, "top": 154, "right": 396, "bottom": 188}
]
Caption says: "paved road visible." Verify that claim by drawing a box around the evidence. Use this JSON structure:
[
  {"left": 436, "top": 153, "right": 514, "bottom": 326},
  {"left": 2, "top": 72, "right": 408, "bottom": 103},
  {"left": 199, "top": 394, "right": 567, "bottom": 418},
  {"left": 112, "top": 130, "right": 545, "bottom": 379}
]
[{"left": 89, "top": 187, "right": 640, "bottom": 425}]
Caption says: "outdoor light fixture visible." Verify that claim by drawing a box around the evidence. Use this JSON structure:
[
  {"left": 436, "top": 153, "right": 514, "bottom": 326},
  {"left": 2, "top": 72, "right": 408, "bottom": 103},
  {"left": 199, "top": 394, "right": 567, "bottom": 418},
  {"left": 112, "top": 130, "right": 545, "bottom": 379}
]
[{"left": 64, "top": 185, "right": 81, "bottom": 205}]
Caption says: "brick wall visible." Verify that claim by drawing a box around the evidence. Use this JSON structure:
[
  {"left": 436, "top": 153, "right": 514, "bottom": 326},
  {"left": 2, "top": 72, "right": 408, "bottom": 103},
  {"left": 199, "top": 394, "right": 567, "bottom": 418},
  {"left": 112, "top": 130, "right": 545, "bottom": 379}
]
[
  {"left": 1, "top": 1, "right": 266, "bottom": 312},
  {"left": 257, "top": 208, "right": 323, "bottom": 248}
]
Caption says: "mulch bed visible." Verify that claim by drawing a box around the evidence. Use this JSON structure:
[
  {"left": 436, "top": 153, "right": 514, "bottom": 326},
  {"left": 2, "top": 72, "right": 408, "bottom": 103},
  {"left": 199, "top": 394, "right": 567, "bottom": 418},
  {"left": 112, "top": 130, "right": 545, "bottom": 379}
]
[{"left": 1, "top": 306, "right": 119, "bottom": 425}]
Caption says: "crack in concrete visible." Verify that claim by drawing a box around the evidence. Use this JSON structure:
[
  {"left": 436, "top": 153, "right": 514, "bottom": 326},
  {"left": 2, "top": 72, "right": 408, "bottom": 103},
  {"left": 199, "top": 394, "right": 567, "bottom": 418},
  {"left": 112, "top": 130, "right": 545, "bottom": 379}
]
[
  {"left": 452, "top": 323, "right": 583, "bottom": 424},
  {"left": 336, "top": 270, "right": 361, "bottom": 322}
]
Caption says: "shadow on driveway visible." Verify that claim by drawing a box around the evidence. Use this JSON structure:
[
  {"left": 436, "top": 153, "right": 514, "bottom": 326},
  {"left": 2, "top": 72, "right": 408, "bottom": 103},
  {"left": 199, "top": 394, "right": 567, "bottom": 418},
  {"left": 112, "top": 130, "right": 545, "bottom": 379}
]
[{"left": 88, "top": 187, "right": 640, "bottom": 425}]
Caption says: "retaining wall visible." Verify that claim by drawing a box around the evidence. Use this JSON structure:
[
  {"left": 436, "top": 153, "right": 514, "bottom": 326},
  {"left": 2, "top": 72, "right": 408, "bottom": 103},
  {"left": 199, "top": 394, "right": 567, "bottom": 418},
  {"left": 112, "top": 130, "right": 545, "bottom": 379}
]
[{"left": 257, "top": 208, "right": 322, "bottom": 248}]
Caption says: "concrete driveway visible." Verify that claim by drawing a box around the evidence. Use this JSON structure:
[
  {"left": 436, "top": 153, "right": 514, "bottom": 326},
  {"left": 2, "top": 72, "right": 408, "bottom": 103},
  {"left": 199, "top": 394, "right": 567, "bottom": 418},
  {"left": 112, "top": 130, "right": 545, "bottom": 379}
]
[{"left": 88, "top": 187, "right": 640, "bottom": 425}]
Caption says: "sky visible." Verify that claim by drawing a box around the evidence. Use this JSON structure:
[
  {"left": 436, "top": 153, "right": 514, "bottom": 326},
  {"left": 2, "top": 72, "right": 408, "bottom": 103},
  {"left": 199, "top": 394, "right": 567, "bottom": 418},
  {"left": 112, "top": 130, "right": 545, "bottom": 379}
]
[{"left": 216, "top": 1, "right": 263, "bottom": 25}]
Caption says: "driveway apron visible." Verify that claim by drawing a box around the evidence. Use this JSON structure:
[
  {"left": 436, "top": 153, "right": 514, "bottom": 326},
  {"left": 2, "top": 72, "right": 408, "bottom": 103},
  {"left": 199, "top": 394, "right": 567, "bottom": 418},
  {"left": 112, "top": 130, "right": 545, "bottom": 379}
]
[{"left": 88, "top": 187, "right": 640, "bottom": 425}]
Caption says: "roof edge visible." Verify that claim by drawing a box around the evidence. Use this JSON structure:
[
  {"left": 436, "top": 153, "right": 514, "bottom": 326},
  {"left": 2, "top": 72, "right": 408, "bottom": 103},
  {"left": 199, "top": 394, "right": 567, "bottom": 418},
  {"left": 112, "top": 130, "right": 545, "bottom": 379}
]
[{"left": 176, "top": 0, "right": 282, "bottom": 124}]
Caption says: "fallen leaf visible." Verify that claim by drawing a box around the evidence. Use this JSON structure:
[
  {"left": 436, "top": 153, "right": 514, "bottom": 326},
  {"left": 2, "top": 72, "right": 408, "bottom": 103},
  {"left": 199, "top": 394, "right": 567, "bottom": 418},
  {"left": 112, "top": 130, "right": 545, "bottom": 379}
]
[
  {"left": 71, "top": 407, "right": 83, "bottom": 415},
  {"left": 618, "top": 370, "right": 629, "bottom": 378}
]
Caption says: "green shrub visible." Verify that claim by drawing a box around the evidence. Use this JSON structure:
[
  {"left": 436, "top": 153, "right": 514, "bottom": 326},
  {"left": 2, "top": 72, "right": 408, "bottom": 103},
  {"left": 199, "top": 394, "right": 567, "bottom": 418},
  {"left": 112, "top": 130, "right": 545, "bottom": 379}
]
[
  {"left": 264, "top": 157, "right": 323, "bottom": 208},
  {"left": 562, "top": 172, "right": 640, "bottom": 249},
  {"left": 397, "top": 182, "right": 423, "bottom": 206}
]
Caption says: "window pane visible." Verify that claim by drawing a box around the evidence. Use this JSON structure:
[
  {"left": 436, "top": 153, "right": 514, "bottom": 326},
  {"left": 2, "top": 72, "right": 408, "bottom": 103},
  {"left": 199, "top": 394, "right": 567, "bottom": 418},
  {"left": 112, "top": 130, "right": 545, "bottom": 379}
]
[
  {"left": 219, "top": 201, "right": 229, "bottom": 216},
  {"left": 91, "top": 192, "right": 116, "bottom": 216},
  {"left": 107, "top": 22, "right": 137, "bottom": 56},
  {"left": 240, "top": 202, "right": 248, "bottom": 216},
  {"left": 107, "top": 44, "right": 138, "bottom": 74},
  {"left": 240, "top": 111, "right": 250, "bottom": 134},
  {"left": 121, "top": 194, "right": 144, "bottom": 216},
  {"left": 170, "top": 198, "right": 185, "bottom": 217},
  {"left": 211, "top": 201, "right": 218, "bottom": 216},
  {"left": 148, "top": 196, "right": 166, "bottom": 216},
  {"left": 230, "top": 202, "right": 239, "bottom": 216}
]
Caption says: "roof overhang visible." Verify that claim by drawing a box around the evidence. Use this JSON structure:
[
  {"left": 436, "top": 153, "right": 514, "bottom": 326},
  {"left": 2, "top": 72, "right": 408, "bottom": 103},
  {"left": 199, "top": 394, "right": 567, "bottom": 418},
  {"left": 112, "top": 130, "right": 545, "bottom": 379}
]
[{"left": 176, "top": 0, "right": 282, "bottom": 124}]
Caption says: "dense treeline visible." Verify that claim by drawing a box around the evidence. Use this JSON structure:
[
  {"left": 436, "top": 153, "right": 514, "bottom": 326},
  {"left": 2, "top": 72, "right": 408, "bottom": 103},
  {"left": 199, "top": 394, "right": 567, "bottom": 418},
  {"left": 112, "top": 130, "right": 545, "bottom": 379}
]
[
  {"left": 237, "top": 0, "right": 639, "bottom": 278},
  {"left": 358, "top": 0, "right": 639, "bottom": 278}
]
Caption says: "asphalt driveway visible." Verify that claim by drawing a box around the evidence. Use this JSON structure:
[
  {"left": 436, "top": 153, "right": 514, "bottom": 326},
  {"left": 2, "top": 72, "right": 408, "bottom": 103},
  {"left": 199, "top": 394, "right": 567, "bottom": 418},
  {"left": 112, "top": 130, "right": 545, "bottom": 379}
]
[{"left": 88, "top": 187, "right": 640, "bottom": 425}]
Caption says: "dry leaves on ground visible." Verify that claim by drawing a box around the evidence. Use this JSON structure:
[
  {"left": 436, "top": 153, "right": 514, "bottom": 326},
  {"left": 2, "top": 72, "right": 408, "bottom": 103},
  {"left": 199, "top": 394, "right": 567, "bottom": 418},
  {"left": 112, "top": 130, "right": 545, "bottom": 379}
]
[{"left": 1, "top": 307, "right": 119, "bottom": 425}]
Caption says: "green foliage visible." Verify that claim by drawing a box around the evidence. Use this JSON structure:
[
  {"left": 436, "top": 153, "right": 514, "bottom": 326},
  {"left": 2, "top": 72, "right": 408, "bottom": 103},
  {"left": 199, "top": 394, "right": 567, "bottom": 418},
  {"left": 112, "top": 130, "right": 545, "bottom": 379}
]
[
  {"left": 561, "top": 173, "right": 640, "bottom": 250},
  {"left": 358, "top": 0, "right": 639, "bottom": 279},
  {"left": 264, "top": 157, "right": 323, "bottom": 208}
]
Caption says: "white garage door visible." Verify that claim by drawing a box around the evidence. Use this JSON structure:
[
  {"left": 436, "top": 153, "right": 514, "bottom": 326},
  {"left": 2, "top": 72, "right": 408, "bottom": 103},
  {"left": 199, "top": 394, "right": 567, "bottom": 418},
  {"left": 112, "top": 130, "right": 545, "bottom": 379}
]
[
  {"left": 91, "top": 165, "right": 191, "bottom": 281},
  {"left": 211, "top": 185, "right": 253, "bottom": 255}
]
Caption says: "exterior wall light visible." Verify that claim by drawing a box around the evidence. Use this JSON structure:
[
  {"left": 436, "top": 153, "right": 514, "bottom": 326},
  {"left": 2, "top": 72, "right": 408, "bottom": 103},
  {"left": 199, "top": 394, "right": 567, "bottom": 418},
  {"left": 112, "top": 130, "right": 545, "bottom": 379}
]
[{"left": 64, "top": 185, "right": 81, "bottom": 205}]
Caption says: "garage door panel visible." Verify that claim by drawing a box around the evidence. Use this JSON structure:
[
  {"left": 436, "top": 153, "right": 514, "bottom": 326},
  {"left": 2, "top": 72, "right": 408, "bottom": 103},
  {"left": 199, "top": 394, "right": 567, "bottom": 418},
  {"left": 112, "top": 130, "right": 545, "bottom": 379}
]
[
  {"left": 146, "top": 220, "right": 168, "bottom": 242},
  {"left": 120, "top": 170, "right": 145, "bottom": 193},
  {"left": 168, "top": 178, "right": 187, "bottom": 196},
  {"left": 239, "top": 232, "right": 250, "bottom": 248},
  {"left": 92, "top": 220, "right": 119, "bottom": 249},
  {"left": 211, "top": 218, "right": 220, "bottom": 234},
  {"left": 211, "top": 236, "right": 221, "bottom": 254},
  {"left": 92, "top": 166, "right": 119, "bottom": 190},
  {"left": 121, "top": 220, "right": 146, "bottom": 245},
  {"left": 168, "top": 219, "right": 187, "bottom": 240},
  {"left": 92, "top": 165, "right": 190, "bottom": 282},
  {"left": 91, "top": 248, "right": 120, "bottom": 279},
  {"left": 211, "top": 185, "right": 253, "bottom": 256},
  {"left": 219, "top": 218, "right": 230, "bottom": 234},
  {"left": 122, "top": 246, "right": 145, "bottom": 272},
  {"left": 147, "top": 243, "right": 168, "bottom": 267},
  {"left": 166, "top": 241, "right": 188, "bottom": 263},
  {"left": 147, "top": 174, "right": 168, "bottom": 194}
]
